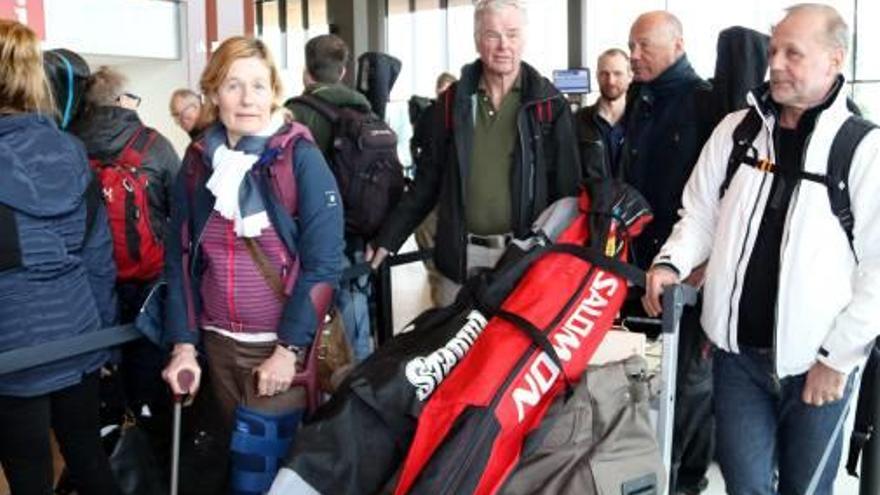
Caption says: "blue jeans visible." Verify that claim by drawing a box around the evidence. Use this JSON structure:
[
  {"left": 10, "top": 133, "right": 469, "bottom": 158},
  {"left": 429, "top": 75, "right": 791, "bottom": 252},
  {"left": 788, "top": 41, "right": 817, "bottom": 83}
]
[
  {"left": 713, "top": 348, "right": 854, "bottom": 495},
  {"left": 336, "top": 250, "right": 373, "bottom": 361}
]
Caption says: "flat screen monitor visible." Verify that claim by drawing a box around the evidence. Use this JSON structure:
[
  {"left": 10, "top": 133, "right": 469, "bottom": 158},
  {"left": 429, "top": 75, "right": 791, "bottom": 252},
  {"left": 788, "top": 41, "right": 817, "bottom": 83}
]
[{"left": 553, "top": 68, "right": 591, "bottom": 94}]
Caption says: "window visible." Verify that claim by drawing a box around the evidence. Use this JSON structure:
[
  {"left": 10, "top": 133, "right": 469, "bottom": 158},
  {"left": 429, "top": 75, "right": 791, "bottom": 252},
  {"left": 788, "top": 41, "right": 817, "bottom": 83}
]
[
  {"left": 854, "top": 0, "right": 879, "bottom": 81},
  {"left": 854, "top": 84, "right": 880, "bottom": 121},
  {"left": 521, "top": 0, "right": 568, "bottom": 79},
  {"left": 254, "top": 0, "right": 329, "bottom": 99},
  {"left": 583, "top": 0, "right": 664, "bottom": 91}
]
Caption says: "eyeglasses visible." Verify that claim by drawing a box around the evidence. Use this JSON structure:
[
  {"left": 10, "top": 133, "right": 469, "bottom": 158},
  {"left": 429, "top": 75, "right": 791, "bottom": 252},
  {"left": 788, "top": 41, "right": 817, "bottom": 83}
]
[{"left": 117, "top": 92, "right": 141, "bottom": 108}]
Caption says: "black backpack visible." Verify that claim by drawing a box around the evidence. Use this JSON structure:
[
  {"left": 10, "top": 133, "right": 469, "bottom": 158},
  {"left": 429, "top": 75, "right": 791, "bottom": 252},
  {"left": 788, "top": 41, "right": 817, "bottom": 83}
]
[
  {"left": 719, "top": 107, "right": 877, "bottom": 261},
  {"left": 291, "top": 95, "right": 405, "bottom": 239}
]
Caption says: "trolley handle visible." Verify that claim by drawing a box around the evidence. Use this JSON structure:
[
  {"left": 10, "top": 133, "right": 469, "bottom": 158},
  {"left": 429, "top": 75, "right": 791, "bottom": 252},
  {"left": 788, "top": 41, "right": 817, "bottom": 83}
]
[{"left": 660, "top": 284, "right": 698, "bottom": 334}]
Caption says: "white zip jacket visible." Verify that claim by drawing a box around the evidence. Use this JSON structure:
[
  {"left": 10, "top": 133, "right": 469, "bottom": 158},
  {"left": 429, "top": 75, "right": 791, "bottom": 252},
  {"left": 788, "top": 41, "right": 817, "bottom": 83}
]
[{"left": 654, "top": 81, "right": 880, "bottom": 378}]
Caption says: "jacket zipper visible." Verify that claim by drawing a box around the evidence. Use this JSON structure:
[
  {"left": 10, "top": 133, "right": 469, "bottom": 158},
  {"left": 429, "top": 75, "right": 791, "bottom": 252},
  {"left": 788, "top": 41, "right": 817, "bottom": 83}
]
[
  {"left": 226, "top": 221, "right": 238, "bottom": 326},
  {"left": 726, "top": 173, "right": 769, "bottom": 350},
  {"left": 773, "top": 129, "right": 815, "bottom": 371},
  {"left": 725, "top": 110, "right": 776, "bottom": 351},
  {"left": 516, "top": 95, "right": 560, "bottom": 231}
]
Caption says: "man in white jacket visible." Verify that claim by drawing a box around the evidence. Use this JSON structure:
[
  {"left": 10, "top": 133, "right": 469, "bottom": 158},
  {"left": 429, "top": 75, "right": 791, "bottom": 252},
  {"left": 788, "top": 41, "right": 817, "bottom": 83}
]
[{"left": 643, "top": 4, "right": 880, "bottom": 494}]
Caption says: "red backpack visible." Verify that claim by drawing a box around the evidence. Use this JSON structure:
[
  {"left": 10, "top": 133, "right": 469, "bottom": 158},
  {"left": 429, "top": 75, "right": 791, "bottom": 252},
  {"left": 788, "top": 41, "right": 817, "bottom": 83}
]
[{"left": 89, "top": 127, "right": 164, "bottom": 282}]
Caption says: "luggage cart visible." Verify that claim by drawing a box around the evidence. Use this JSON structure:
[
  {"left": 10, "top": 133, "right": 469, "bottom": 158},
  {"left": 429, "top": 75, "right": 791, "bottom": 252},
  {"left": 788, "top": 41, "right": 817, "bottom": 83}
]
[{"left": 621, "top": 284, "right": 698, "bottom": 491}]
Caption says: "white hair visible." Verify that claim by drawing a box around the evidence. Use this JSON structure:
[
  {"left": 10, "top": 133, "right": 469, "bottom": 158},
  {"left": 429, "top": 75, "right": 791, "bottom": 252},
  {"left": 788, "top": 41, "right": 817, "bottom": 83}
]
[{"left": 473, "top": 0, "right": 526, "bottom": 39}]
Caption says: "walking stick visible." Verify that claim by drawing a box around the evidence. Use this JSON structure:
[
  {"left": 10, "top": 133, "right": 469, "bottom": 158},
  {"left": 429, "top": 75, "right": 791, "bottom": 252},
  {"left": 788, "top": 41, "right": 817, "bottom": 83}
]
[{"left": 170, "top": 369, "right": 194, "bottom": 495}]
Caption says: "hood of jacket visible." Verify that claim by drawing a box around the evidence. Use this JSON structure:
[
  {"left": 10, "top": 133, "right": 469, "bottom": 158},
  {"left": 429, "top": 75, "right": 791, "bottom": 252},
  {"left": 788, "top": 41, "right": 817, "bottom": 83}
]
[
  {"left": 70, "top": 105, "right": 143, "bottom": 161},
  {"left": 304, "top": 83, "right": 373, "bottom": 113},
  {"left": 0, "top": 113, "right": 90, "bottom": 217}
]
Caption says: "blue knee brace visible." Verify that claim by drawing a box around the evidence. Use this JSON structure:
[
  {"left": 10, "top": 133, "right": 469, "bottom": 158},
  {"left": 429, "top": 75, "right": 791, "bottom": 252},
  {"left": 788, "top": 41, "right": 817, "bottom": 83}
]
[{"left": 230, "top": 406, "right": 303, "bottom": 495}]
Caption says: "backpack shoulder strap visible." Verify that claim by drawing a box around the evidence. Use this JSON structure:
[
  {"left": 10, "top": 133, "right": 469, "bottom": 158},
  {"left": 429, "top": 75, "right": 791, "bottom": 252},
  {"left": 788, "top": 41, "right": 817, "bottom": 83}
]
[
  {"left": 290, "top": 94, "right": 342, "bottom": 124},
  {"left": 719, "top": 107, "right": 763, "bottom": 198},
  {"left": 184, "top": 144, "right": 207, "bottom": 202},
  {"left": 825, "top": 115, "right": 877, "bottom": 258},
  {"left": 83, "top": 173, "right": 101, "bottom": 242},
  {"left": 253, "top": 132, "right": 304, "bottom": 258},
  {"left": 129, "top": 126, "right": 158, "bottom": 153},
  {"left": 268, "top": 138, "right": 299, "bottom": 217},
  {"left": 0, "top": 203, "right": 21, "bottom": 272},
  {"left": 112, "top": 126, "right": 158, "bottom": 169},
  {"left": 0, "top": 172, "right": 101, "bottom": 273}
]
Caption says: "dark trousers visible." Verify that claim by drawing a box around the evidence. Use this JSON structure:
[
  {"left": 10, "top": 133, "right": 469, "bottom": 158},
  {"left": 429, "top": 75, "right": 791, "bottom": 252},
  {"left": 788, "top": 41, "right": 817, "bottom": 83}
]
[
  {"left": 0, "top": 372, "right": 121, "bottom": 495},
  {"left": 117, "top": 281, "right": 166, "bottom": 410},
  {"left": 714, "top": 348, "right": 853, "bottom": 495}
]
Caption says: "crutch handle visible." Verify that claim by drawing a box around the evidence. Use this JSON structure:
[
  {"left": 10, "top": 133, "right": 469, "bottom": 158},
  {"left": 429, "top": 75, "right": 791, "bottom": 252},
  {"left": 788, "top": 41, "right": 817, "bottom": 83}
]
[{"left": 176, "top": 369, "right": 195, "bottom": 400}]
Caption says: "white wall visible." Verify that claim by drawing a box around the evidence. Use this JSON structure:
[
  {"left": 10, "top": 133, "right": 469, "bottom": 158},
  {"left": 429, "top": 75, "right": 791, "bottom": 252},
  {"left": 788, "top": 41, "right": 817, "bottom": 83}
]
[
  {"left": 121, "top": 59, "right": 193, "bottom": 157},
  {"left": 42, "top": 0, "right": 179, "bottom": 59}
]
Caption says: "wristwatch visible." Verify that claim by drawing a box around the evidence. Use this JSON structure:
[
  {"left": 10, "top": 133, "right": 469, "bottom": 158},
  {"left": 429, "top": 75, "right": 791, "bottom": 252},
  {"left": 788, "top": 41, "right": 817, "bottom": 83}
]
[{"left": 277, "top": 342, "right": 308, "bottom": 362}]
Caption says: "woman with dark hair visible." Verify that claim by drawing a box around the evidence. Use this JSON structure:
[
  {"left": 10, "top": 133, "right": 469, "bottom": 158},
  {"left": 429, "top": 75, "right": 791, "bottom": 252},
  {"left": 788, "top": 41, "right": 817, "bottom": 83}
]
[
  {"left": 0, "top": 19, "right": 120, "bottom": 494},
  {"left": 161, "top": 36, "right": 344, "bottom": 493}
]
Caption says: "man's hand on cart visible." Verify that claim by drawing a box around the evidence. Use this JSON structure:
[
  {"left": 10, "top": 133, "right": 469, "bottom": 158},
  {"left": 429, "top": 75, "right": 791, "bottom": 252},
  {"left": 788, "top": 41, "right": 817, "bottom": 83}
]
[
  {"left": 642, "top": 265, "right": 680, "bottom": 317},
  {"left": 365, "top": 243, "right": 390, "bottom": 270}
]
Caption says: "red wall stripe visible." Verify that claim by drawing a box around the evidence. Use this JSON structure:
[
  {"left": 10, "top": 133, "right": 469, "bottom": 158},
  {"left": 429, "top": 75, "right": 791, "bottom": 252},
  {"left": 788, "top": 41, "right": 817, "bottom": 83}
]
[
  {"left": 206, "top": 0, "right": 218, "bottom": 57},
  {"left": 243, "top": 0, "right": 255, "bottom": 37}
]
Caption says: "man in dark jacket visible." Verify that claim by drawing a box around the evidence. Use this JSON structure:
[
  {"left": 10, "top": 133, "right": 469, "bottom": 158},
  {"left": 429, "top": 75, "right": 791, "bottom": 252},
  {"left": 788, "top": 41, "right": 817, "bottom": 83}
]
[
  {"left": 619, "top": 12, "right": 718, "bottom": 495},
  {"left": 368, "top": 0, "right": 581, "bottom": 305},
  {"left": 70, "top": 65, "right": 180, "bottom": 421},
  {"left": 284, "top": 34, "right": 376, "bottom": 360},
  {"left": 577, "top": 48, "right": 632, "bottom": 178}
]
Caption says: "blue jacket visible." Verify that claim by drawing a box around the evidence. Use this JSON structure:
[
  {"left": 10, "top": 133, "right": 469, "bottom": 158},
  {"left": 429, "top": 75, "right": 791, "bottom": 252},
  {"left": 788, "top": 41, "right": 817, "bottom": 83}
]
[
  {"left": 164, "top": 122, "right": 344, "bottom": 347},
  {"left": 0, "top": 114, "right": 117, "bottom": 397}
]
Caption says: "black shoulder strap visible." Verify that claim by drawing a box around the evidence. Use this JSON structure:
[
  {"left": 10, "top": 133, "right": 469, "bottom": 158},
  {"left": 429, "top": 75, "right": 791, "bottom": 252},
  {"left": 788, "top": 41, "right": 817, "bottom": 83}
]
[
  {"left": 719, "top": 108, "right": 763, "bottom": 198},
  {"left": 847, "top": 337, "right": 880, "bottom": 476},
  {"left": 495, "top": 308, "right": 575, "bottom": 401},
  {"left": 826, "top": 115, "right": 877, "bottom": 259},
  {"left": 83, "top": 173, "right": 101, "bottom": 243},
  {"left": 0, "top": 203, "right": 21, "bottom": 272},
  {"left": 478, "top": 243, "right": 646, "bottom": 312},
  {"left": 130, "top": 126, "right": 158, "bottom": 154},
  {"left": 0, "top": 173, "right": 102, "bottom": 273},
  {"left": 290, "top": 94, "right": 342, "bottom": 124}
]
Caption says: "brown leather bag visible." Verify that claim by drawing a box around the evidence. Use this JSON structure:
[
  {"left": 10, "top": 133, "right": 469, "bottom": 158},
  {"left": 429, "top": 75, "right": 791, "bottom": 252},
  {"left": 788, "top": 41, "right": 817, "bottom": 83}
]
[
  {"left": 243, "top": 238, "right": 353, "bottom": 393},
  {"left": 316, "top": 310, "right": 355, "bottom": 393}
]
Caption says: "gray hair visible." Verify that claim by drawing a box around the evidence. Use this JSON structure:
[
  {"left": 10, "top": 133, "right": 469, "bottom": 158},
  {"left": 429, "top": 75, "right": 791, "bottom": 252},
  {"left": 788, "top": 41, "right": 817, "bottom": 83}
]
[
  {"left": 784, "top": 3, "right": 849, "bottom": 54},
  {"left": 86, "top": 66, "right": 128, "bottom": 107},
  {"left": 473, "top": 0, "right": 526, "bottom": 39}
]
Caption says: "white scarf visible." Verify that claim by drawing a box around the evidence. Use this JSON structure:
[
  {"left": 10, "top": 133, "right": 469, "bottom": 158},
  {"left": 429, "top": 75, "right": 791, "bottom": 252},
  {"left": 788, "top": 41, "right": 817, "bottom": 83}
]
[{"left": 205, "top": 115, "right": 284, "bottom": 237}]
